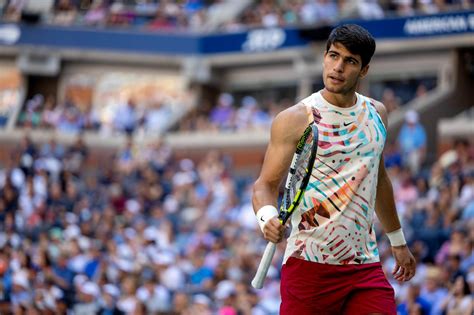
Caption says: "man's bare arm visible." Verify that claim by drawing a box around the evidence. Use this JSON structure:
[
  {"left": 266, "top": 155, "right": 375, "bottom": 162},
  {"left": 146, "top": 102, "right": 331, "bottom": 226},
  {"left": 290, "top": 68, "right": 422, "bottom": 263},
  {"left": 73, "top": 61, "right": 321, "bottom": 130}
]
[
  {"left": 373, "top": 100, "right": 416, "bottom": 281},
  {"left": 373, "top": 101, "right": 402, "bottom": 233},
  {"left": 375, "top": 156, "right": 402, "bottom": 233},
  {"left": 252, "top": 103, "right": 310, "bottom": 210},
  {"left": 252, "top": 103, "right": 310, "bottom": 243}
]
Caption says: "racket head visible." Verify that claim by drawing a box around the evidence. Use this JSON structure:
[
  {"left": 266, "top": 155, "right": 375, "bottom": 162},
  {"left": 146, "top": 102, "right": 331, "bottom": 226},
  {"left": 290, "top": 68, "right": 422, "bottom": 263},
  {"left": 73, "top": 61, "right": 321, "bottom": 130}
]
[{"left": 279, "top": 123, "right": 318, "bottom": 224}]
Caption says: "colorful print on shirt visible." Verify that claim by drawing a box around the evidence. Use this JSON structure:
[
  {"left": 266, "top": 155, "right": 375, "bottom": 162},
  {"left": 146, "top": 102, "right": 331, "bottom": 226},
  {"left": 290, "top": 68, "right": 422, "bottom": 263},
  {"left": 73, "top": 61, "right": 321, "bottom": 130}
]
[{"left": 284, "top": 91, "right": 387, "bottom": 265}]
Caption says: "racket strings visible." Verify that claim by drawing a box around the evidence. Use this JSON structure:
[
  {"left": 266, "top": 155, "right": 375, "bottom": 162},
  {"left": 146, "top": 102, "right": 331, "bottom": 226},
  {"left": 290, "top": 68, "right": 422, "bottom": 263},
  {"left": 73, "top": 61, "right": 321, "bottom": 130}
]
[
  {"left": 280, "top": 129, "right": 315, "bottom": 220},
  {"left": 288, "top": 133, "right": 314, "bottom": 198}
]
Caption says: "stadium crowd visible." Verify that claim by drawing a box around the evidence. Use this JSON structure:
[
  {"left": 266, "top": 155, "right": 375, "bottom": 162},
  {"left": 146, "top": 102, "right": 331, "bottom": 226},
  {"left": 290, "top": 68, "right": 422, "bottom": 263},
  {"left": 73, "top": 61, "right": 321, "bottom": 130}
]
[
  {"left": 0, "top": 107, "right": 473, "bottom": 314},
  {"left": 0, "top": 0, "right": 472, "bottom": 31}
]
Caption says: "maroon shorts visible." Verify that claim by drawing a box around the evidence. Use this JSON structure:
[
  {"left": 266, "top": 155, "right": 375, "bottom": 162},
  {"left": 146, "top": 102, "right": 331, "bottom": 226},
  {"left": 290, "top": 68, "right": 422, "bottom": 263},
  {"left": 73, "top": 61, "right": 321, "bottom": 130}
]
[{"left": 280, "top": 257, "right": 396, "bottom": 315}]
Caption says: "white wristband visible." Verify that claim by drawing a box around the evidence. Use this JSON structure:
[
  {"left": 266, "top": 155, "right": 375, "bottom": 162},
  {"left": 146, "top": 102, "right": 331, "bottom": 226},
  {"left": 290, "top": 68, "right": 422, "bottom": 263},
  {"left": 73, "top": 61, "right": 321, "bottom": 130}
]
[
  {"left": 386, "top": 228, "right": 407, "bottom": 247},
  {"left": 256, "top": 205, "right": 278, "bottom": 233}
]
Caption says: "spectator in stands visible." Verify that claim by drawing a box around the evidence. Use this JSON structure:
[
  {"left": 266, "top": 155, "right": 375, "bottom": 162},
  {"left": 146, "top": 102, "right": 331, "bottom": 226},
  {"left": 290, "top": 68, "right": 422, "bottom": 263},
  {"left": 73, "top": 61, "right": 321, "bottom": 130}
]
[
  {"left": 117, "top": 276, "right": 141, "bottom": 314},
  {"left": 173, "top": 292, "right": 190, "bottom": 314},
  {"left": 210, "top": 93, "right": 235, "bottom": 131},
  {"left": 41, "top": 96, "right": 62, "bottom": 129},
  {"left": 57, "top": 106, "right": 84, "bottom": 134},
  {"left": 340, "top": 0, "right": 384, "bottom": 20},
  {"left": 438, "top": 274, "right": 473, "bottom": 315},
  {"left": 397, "top": 109, "right": 427, "bottom": 174},
  {"left": 415, "top": 82, "right": 429, "bottom": 98},
  {"left": 1, "top": 0, "right": 25, "bottom": 22},
  {"left": 18, "top": 94, "right": 44, "bottom": 128},
  {"left": 392, "top": 0, "right": 416, "bottom": 16},
  {"left": 83, "top": 0, "right": 108, "bottom": 27},
  {"left": 144, "top": 101, "right": 172, "bottom": 134},
  {"left": 260, "top": 4, "right": 282, "bottom": 27},
  {"left": 235, "top": 96, "right": 271, "bottom": 131},
  {"left": 18, "top": 134, "right": 37, "bottom": 177},
  {"left": 459, "top": 170, "right": 474, "bottom": 219},
  {"left": 106, "top": 2, "right": 134, "bottom": 27},
  {"left": 435, "top": 227, "right": 470, "bottom": 269},
  {"left": 384, "top": 141, "right": 403, "bottom": 169},
  {"left": 53, "top": 0, "right": 78, "bottom": 26},
  {"left": 73, "top": 281, "right": 101, "bottom": 314},
  {"left": 419, "top": 266, "right": 448, "bottom": 315},
  {"left": 279, "top": 0, "right": 299, "bottom": 26},
  {"left": 65, "top": 134, "right": 88, "bottom": 175},
  {"left": 147, "top": 8, "right": 173, "bottom": 30},
  {"left": 397, "top": 282, "right": 431, "bottom": 315},
  {"left": 381, "top": 88, "right": 401, "bottom": 114},
  {"left": 113, "top": 97, "right": 138, "bottom": 135},
  {"left": 416, "top": 0, "right": 440, "bottom": 14}
]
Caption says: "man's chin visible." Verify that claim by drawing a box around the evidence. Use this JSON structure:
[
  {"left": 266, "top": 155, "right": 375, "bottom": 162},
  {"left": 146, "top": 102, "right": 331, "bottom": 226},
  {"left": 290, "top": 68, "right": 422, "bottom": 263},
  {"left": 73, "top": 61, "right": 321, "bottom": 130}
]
[{"left": 325, "top": 86, "right": 344, "bottom": 94}]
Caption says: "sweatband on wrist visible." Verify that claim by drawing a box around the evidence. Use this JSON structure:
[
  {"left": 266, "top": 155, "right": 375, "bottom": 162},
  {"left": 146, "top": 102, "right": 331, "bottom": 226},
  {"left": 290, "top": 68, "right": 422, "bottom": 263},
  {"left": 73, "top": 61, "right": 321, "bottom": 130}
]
[
  {"left": 387, "top": 228, "right": 407, "bottom": 247},
  {"left": 256, "top": 205, "right": 278, "bottom": 233}
]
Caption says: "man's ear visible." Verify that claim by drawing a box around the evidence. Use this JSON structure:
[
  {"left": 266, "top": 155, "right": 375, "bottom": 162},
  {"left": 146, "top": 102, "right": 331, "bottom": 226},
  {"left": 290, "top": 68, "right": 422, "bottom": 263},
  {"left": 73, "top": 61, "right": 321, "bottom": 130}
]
[{"left": 360, "top": 64, "right": 369, "bottom": 78}]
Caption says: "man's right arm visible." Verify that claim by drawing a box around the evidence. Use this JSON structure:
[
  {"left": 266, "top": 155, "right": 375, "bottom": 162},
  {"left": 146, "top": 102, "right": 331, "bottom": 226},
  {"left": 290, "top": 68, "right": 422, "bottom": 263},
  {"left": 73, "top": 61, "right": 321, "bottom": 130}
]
[{"left": 252, "top": 103, "right": 310, "bottom": 243}]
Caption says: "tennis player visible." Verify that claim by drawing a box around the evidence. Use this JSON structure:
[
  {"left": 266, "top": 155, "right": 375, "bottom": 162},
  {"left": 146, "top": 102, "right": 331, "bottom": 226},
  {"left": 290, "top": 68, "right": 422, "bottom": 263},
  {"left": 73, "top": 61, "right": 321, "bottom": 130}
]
[{"left": 253, "top": 24, "right": 416, "bottom": 314}]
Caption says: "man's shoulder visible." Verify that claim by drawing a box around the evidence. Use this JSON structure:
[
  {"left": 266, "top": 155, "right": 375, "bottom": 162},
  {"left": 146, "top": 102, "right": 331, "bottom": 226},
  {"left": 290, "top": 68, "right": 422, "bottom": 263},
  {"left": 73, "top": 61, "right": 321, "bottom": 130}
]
[
  {"left": 271, "top": 102, "right": 312, "bottom": 142},
  {"left": 299, "top": 91, "right": 318, "bottom": 106},
  {"left": 359, "top": 93, "right": 384, "bottom": 109},
  {"left": 360, "top": 94, "right": 388, "bottom": 124},
  {"left": 274, "top": 102, "right": 310, "bottom": 125}
]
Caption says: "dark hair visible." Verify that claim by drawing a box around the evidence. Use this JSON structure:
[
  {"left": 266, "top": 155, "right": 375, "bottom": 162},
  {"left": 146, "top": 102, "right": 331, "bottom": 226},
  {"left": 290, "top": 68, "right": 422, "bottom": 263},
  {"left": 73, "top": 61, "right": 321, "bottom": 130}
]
[
  {"left": 326, "top": 24, "right": 376, "bottom": 68},
  {"left": 452, "top": 274, "right": 471, "bottom": 296}
]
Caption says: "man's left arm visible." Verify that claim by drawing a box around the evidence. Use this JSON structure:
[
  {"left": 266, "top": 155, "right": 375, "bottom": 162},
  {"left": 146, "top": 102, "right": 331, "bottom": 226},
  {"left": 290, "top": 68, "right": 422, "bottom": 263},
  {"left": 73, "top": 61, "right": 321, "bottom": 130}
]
[
  {"left": 376, "top": 156, "right": 416, "bottom": 281},
  {"left": 373, "top": 101, "right": 416, "bottom": 282}
]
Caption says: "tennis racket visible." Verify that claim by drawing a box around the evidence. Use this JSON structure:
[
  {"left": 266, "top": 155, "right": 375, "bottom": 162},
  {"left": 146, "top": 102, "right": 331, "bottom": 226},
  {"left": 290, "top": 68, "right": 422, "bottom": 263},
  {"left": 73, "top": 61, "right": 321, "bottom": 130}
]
[{"left": 251, "top": 122, "right": 319, "bottom": 289}]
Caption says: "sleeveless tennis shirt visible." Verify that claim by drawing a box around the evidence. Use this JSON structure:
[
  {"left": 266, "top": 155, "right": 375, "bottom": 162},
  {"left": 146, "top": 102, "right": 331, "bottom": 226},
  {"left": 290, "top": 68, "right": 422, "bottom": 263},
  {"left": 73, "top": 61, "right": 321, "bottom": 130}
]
[{"left": 283, "top": 91, "right": 387, "bottom": 265}]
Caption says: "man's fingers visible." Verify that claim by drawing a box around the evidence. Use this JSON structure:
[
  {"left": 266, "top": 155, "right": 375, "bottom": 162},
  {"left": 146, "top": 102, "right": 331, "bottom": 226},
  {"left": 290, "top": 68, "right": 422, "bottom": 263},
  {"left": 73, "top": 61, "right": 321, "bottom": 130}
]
[
  {"left": 393, "top": 261, "right": 416, "bottom": 281},
  {"left": 392, "top": 264, "right": 400, "bottom": 276},
  {"left": 393, "top": 267, "right": 404, "bottom": 281},
  {"left": 265, "top": 230, "right": 282, "bottom": 242},
  {"left": 268, "top": 219, "right": 284, "bottom": 230},
  {"left": 403, "top": 264, "right": 416, "bottom": 281},
  {"left": 398, "top": 268, "right": 406, "bottom": 280},
  {"left": 263, "top": 220, "right": 285, "bottom": 243}
]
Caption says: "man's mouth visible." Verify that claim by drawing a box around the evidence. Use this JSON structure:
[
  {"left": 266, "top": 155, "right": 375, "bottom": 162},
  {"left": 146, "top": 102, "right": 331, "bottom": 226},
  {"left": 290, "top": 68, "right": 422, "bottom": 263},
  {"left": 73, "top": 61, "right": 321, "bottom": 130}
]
[{"left": 329, "top": 75, "right": 344, "bottom": 83}]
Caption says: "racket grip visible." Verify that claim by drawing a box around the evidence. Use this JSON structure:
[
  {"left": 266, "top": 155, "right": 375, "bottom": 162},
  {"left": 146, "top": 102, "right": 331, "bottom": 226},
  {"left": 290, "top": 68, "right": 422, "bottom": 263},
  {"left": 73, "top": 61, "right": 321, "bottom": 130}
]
[{"left": 251, "top": 242, "right": 277, "bottom": 289}]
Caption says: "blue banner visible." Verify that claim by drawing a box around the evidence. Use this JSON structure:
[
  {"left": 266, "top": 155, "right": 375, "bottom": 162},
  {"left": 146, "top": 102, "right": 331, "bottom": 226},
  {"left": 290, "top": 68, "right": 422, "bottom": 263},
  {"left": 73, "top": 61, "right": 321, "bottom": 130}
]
[
  {"left": 0, "top": 10, "right": 472, "bottom": 56},
  {"left": 345, "top": 10, "right": 474, "bottom": 39}
]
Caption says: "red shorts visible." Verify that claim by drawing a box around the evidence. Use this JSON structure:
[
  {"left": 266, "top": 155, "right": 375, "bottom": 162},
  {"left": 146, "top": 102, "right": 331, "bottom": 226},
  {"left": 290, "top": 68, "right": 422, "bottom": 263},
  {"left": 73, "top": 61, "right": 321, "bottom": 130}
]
[{"left": 280, "top": 258, "right": 396, "bottom": 315}]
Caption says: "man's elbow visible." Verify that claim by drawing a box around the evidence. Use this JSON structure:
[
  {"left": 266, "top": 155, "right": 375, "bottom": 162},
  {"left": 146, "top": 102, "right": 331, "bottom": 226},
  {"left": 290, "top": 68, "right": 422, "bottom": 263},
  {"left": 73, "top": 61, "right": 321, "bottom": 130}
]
[
  {"left": 253, "top": 177, "right": 278, "bottom": 197},
  {"left": 253, "top": 178, "right": 269, "bottom": 195}
]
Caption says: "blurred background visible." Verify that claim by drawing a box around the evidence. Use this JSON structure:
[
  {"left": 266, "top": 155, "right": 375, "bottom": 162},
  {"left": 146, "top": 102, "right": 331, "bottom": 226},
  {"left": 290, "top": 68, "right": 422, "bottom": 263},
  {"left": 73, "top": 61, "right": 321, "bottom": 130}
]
[{"left": 0, "top": 0, "right": 473, "bottom": 314}]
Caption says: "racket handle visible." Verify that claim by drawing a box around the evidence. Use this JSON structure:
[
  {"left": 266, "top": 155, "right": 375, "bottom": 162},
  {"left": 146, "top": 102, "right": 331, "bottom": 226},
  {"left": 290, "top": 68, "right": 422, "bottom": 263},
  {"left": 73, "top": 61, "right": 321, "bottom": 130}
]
[{"left": 251, "top": 242, "right": 277, "bottom": 289}]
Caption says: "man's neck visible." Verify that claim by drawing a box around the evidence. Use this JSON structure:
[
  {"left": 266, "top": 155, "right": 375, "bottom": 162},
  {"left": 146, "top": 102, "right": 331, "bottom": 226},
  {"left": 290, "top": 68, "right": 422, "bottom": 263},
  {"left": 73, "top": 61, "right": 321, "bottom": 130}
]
[{"left": 321, "top": 89, "right": 357, "bottom": 108}]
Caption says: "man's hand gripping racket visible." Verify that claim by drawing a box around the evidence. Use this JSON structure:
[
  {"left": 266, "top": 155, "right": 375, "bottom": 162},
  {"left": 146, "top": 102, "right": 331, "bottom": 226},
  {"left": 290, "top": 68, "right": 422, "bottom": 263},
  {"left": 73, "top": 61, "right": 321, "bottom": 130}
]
[{"left": 251, "top": 123, "right": 319, "bottom": 289}]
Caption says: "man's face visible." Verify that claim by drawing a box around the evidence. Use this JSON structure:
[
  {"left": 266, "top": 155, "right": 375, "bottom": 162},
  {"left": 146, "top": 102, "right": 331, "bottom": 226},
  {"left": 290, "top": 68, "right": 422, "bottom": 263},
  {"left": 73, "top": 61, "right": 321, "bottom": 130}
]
[{"left": 323, "top": 42, "right": 369, "bottom": 95}]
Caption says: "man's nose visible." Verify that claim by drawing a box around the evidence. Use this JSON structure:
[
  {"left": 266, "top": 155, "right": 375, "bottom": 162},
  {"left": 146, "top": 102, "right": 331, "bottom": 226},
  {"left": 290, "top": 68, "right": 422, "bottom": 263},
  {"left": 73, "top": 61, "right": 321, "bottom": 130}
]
[{"left": 333, "top": 59, "right": 344, "bottom": 73}]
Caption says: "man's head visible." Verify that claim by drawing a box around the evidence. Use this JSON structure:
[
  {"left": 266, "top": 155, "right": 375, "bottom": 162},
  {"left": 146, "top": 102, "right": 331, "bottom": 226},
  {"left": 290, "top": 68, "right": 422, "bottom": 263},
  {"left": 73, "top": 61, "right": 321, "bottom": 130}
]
[
  {"left": 323, "top": 24, "right": 376, "bottom": 95},
  {"left": 325, "top": 24, "right": 376, "bottom": 69}
]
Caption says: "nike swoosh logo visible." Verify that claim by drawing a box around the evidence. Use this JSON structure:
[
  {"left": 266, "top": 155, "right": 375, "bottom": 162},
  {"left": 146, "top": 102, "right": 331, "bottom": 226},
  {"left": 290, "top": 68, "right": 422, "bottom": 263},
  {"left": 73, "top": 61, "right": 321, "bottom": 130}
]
[
  {"left": 343, "top": 122, "right": 353, "bottom": 127},
  {"left": 260, "top": 216, "right": 265, "bottom": 222}
]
